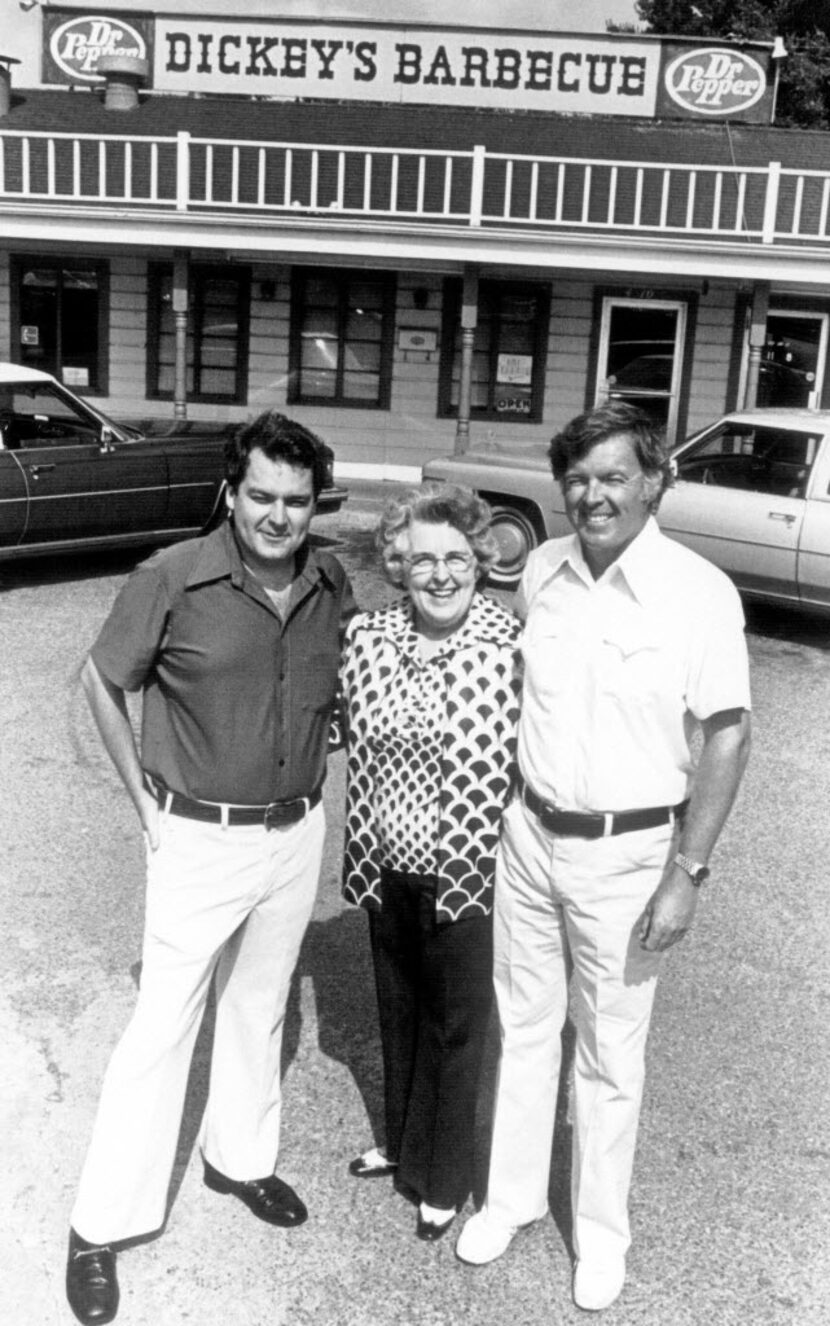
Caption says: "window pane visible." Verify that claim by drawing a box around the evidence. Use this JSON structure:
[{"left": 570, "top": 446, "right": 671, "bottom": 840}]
[
  {"left": 343, "top": 371, "right": 380, "bottom": 399},
  {"left": 198, "top": 368, "right": 237, "bottom": 396},
  {"left": 300, "top": 368, "right": 337, "bottom": 397},
  {"left": 348, "top": 281, "right": 385, "bottom": 310},
  {"left": 346, "top": 310, "right": 382, "bottom": 341},
  {"left": 498, "top": 323, "right": 535, "bottom": 355},
  {"left": 199, "top": 343, "right": 237, "bottom": 369},
  {"left": 605, "top": 306, "right": 677, "bottom": 394},
  {"left": 21, "top": 268, "right": 58, "bottom": 288},
  {"left": 301, "top": 336, "right": 339, "bottom": 371},
  {"left": 302, "top": 309, "right": 338, "bottom": 338},
  {"left": 344, "top": 341, "right": 381, "bottom": 373},
  {"left": 304, "top": 278, "right": 339, "bottom": 306},
  {"left": 63, "top": 268, "right": 98, "bottom": 290}
]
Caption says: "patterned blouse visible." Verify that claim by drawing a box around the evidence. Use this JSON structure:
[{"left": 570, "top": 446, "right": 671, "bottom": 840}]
[{"left": 340, "top": 593, "right": 522, "bottom": 923}]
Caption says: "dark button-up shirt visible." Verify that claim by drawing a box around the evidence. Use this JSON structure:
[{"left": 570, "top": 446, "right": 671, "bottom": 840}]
[{"left": 91, "top": 521, "right": 356, "bottom": 804}]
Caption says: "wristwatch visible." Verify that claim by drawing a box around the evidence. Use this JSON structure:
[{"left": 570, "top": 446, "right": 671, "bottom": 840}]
[{"left": 673, "top": 852, "right": 710, "bottom": 887}]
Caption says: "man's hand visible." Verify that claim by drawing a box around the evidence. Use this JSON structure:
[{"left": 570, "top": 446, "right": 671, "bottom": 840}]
[
  {"left": 139, "top": 786, "right": 160, "bottom": 852},
  {"left": 638, "top": 865, "right": 699, "bottom": 951}
]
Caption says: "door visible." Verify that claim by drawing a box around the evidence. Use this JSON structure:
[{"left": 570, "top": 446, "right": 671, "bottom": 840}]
[
  {"left": 0, "top": 448, "right": 29, "bottom": 550},
  {"left": 17, "top": 433, "right": 170, "bottom": 547},
  {"left": 758, "top": 312, "right": 828, "bottom": 409},
  {"left": 661, "top": 419, "right": 820, "bottom": 604},
  {"left": 595, "top": 297, "right": 688, "bottom": 442},
  {"left": 3, "top": 383, "right": 167, "bottom": 547}
]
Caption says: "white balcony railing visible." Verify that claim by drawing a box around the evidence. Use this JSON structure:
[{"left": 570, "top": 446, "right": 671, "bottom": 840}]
[{"left": 1, "top": 127, "right": 828, "bottom": 246}]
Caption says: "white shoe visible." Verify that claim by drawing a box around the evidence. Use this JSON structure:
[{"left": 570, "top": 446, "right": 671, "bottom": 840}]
[
  {"left": 455, "top": 1209, "right": 519, "bottom": 1265},
  {"left": 572, "top": 1258, "right": 626, "bottom": 1311}
]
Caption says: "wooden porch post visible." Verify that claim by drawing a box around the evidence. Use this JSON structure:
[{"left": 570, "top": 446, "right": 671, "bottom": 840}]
[
  {"left": 454, "top": 265, "right": 479, "bottom": 455},
  {"left": 172, "top": 251, "right": 189, "bottom": 420},
  {"left": 743, "top": 281, "right": 770, "bottom": 409}
]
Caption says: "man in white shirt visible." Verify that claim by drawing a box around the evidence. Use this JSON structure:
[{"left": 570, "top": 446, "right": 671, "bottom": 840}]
[{"left": 456, "top": 402, "right": 751, "bottom": 1312}]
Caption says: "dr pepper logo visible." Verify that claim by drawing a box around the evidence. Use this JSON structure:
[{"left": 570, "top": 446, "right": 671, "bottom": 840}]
[
  {"left": 664, "top": 48, "right": 766, "bottom": 116},
  {"left": 50, "top": 14, "right": 146, "bottom": 80}
]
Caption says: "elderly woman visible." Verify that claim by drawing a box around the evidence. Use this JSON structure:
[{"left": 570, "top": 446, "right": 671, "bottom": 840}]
[{"left": 340, "top": 483, "right": 521, "bottom": 1240}]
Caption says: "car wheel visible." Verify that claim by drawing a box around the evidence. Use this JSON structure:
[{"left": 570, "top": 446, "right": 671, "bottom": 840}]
[{"left": 487, "top": 502, "right": 541, "bottom": 588}]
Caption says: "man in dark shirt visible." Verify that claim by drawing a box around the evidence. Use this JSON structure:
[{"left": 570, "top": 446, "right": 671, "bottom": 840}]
[{"left": 65, "top": 412, "right": 356, "bottom": 1326}]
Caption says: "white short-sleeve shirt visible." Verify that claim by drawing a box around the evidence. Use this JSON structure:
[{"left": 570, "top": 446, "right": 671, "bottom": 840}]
[{"left": 518, "top": 517, "right": 751, "bottom": 811}]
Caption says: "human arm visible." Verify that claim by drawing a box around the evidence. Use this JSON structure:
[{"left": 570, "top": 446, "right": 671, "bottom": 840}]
[
  {"left": 638, "top": 707, "right": 751, "bottom": 952},
  {"left": 80, "top": 655, "right": 160, "bottom": 850}
]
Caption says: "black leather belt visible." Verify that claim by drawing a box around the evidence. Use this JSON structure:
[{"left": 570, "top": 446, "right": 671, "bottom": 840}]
[
  {"left": 144, "top": 775, "right": 321, "bottom": 829},
  {"left": 517, "top": 772, "right": 687, "bottom": 840}
]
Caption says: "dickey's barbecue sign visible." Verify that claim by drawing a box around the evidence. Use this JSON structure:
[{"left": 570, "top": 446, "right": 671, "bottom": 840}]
[{"left": 40, "top": 10, "right": 776, "bottom": 123}]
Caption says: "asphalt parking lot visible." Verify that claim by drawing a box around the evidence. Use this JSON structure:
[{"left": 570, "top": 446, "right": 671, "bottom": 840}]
[{"left": 1, "top": 493, "right": 829, "bottom": 1326}]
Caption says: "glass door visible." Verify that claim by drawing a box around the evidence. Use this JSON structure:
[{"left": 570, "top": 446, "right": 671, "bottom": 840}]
[
  {"left": 595, "top": 298, "right": 688, "bottom": 442},
  {"left": 758, "top": 312, "right": 828, "bottom": 409}
]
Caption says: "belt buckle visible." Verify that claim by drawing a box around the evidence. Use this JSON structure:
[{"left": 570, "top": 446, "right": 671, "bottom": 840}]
[{"left": 264, "top": 799, "right": 304, "bottom": 830}]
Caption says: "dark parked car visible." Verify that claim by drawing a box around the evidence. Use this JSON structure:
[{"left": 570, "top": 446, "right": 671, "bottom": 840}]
[{"left": 0, "top": 364, "right": 347, "bottom": 561}]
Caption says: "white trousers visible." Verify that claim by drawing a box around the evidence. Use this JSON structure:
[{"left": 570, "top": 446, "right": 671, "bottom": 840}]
[
  {"left": 71, "top": 803, "right": 324, "bottom": 1245},
  {"left": 484, "top": 798, "right": 673, "bottom": 1265}
]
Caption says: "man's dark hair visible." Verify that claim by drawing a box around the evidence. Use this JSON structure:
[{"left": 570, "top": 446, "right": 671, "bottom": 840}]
[
  {"left": 224, "top": 411, "right": 327, "bottom": 498},
  {"left": 548, "top": 402, "right": 673, "bottom": 503}
]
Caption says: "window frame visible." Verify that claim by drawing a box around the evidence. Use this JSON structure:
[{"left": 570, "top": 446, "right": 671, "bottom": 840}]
[
  {"left": 146, "top": 262, "right": 251, "bottom": 405},
  {"left": 437, "top": 278, "right": 551, "bottom": 424},
  {"left": 10, "top": 256, "right": 109, "bottom": 396},
  {"left": 288, "top": 267, "right": 396, "bottom": 410}
]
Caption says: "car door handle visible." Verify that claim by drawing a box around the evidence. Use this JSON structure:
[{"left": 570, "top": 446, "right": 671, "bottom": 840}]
[
  {"left": 26, "top": 463, "right": 56, "bottom": 478},
  {"left": 768, "top": 510, "right": 796, "bottom": 524}
]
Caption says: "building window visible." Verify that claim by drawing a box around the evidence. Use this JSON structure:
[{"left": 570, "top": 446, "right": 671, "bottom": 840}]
[
  {"left": 438, "top": 280, "right": 550, "bottom": 422},
  {"left": 11, "top": 258, "right": 108, "bottom": 393},
  {"left": 148, "top": 264, "right": 250, "bottom": 403},
  {"left": 289, "top": 269, "right": 395, "bottom": 408}
]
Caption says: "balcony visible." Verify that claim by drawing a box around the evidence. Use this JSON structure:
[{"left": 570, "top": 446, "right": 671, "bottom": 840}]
[{"left": 1, "top": 127, "right": 828, "bottom": 247}]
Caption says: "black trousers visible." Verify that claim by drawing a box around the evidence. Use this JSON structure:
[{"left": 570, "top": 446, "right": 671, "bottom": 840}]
[{"left": 368, "top": 868, "right": 493, "bottom": 1210}]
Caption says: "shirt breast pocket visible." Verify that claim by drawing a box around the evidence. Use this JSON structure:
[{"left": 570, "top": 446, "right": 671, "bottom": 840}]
[
  {"left": 600, "top": 628, "right": 666, "bottom": 708},
  {"left": 521, "top": 620, "right": 572, "bottom": 702}
]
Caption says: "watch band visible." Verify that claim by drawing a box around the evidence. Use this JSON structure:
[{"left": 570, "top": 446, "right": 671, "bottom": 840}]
[{"left": 673, "top": 852, "right": 710, "bottom": 886}]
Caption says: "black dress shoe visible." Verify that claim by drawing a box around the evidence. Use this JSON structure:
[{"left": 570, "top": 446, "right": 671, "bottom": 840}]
[
  {"left": 349, "top": 1148, "right": 398, "bottom": 1179},
  {"left": 203, "top": 1159, "right": 307, "bottom": 1227},
  {"left": 416, "top": 1210, "right": 456, "bottom": 1242},
  {"left": 66, "top": 1229, "right": 119, "bottom": 1325}
]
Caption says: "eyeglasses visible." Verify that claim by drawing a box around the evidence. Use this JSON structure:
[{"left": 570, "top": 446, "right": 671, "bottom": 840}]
[{"left": 403, "top": 551, "right": 475, "bottom": 579}]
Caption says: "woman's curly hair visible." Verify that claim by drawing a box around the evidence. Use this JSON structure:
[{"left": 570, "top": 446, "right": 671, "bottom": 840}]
[{"left": 376, "top": 482, "right": 498, "bottom": 586}]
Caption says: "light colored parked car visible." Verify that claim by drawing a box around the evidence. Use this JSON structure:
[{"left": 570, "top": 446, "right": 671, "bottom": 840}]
[{"left": 423, "top": 408, "right": 830, "bottom": 613}]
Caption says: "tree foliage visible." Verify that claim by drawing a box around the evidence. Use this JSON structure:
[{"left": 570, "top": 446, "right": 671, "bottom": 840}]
[{"left": 632, "top": 0, "right": 830, "bottom": 127}]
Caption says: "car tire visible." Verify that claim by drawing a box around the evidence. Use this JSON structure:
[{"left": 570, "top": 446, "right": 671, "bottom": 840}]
[{"left": 486, "top": 502, "right": 542, "bottom": 589}]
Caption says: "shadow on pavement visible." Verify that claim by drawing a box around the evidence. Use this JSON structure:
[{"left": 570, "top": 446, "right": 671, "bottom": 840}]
[{"left": 124, "top": 910, "right": 578, "bottom": 1257}]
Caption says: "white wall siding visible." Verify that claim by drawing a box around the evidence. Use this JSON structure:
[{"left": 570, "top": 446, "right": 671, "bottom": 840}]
[
  {"left": 0, "top": 251, "right": 10, "bottom": 363},
  {"left": 687, "top": 287, "right": 738, "bottom": 435}
]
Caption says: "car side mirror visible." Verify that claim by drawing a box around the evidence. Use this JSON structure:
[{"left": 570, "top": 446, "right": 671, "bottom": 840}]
[{"left": 100, "top": 424, "right": 115, "bottom": 453}]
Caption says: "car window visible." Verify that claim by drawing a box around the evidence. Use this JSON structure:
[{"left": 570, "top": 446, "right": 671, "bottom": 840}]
[
  {"left": 675, "top": 424, "right": 819, "bottom": 498},
  {"left": 0, "top": 384, "right": 100, "bottom": 449}
]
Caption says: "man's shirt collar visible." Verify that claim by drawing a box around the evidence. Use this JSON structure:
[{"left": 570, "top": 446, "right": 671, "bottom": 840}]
[
  {"left": 185, "top": 520, "right": 335, "bottom": 593},
  {"left": 544, "top": 516, "right": 662, "bottom": 606}
]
